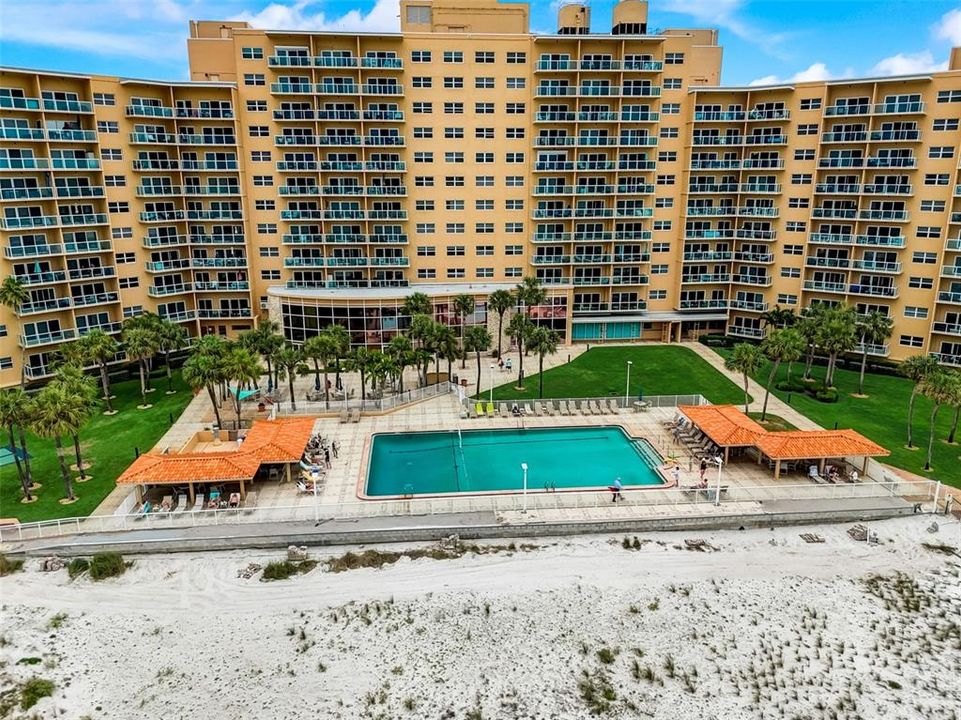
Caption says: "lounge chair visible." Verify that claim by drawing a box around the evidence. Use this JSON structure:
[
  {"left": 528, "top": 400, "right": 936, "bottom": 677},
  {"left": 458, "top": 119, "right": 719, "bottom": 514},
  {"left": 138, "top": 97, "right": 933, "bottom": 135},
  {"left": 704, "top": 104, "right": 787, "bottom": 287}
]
[
  {"left": 175, "top": 494, "right": 188, "bottom": 513},
  {"left": 807, "top": 465, "right": 828, "bottom": 484},
  {"left": 350, "top": 409, "right": 360, "bottom": 423},
  {"left": 475, "top": 402, "right": 486, "bottom": 417},
  {"left": 243, "top": 491, "right": 258, "bottom": 513},
  {"left": 558, "top": 400, "right": 570, "bottom": 416},
  {"left": 158, "top": 495, "right": 173, "bottom": 512},
  {"left": 525, "top": 403, "right": 536, "bottom": 416},
  {"left": 589, "top": 401, "right": 603, "bottom": 415},
  {"left": 192, "top": 494, "right": 204, "bottom": 512},
  {"left": 499, "top": 404, "right": 509, "bottom": 419},
  {"left": 339, "top": 409, "right": 349, "bottom": 424},
  {"left": 576, "top": 401, "right": 588, "bottom": 415},
  {"left": 545, "top": 402, "right": 556, "bottom": 416},
  {"left": 468, "top": 405, "right": 478, "bottom": 419},
  {"left": 486, "top": 402, "right": 495, "bottom": 416},
  {"left": 532, "top": 403, "right": 542, "bottom": 417},
  {"left": 608, "top": 399, "right": 621, "bottom": 414}
]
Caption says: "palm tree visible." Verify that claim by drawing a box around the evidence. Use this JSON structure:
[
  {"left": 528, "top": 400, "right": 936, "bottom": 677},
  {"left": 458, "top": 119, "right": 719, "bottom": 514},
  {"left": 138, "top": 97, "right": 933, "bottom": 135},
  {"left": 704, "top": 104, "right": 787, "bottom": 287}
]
[
  {"left": 401, "top": 291, "right": 432, "bottom": 320},
  {"left": 797, "top": 304, "right": 827, "bottom": 381},
  {"left": 242, "top": 320, "right": 283, "bottom": 392},
  {"left": 345, "top": 347, "right": 377, "bottom": 402},
  {"left": 760, "top": 305, "right": 796, "bottom": 330},
  {"left": 515, "top": 277, "right": 547, "bottom": 359},
  {"left": 53, "top": 365, "right": 98, "bottom": 482},
  {"left": 453, "top": 293, "right": 476, "bottom": 369},
  {"left": 183, "top": 352, "right": 224, "bottom": 428},
  {"left": 506, "top": 312, "right": 532, "bottom": 389},
  {"left": 122, "top": 326, "right": 159, "bottom": 409},
  {"left": 854, "top": 311, "right": 894, "bottom": 396},
  {"left": 303, "top": 334, "right": 335, "bottom": 398},
  {"left": 222, "top": 346, "right": 262, "bottom": 424},
  {"left": 0, "top": 388, "right": 34, "bottom": 501},
  {"left": 156, "top": 319, "right": 188, "bottom": 394},
  {"left": 0, "top": 277, "right": 30, "bottom": 387},
  {"left": 274, "top": 345, "right": 305, "bottom": 412},
  {"left": 759, "top": 328, "right": 804, "bottom": 421},
  {"left": 77, "top": 329, "right": 120, "bottom": 414},
  {"left": 919, "top": 370, "right": 956, "bottom": 471},
  {"left": 409, "top": 314, "right": 437, "bottom": 385},
  {"left": 945, "top": 372, "right": 961, "bottom": 445},
  {"left": 725, "top": 343, "right": 764, "bottom": 414},
  {"left": 901, "top": 354, "right": 939, "bottom": 449},
  {"left": 817, "top": 305, "right": 857, "bottom": 388},
  {"left": 385, "top": 334, "right": 413, "bottom": 394},
  {"left": 487, "top": 289, "right": 513, "bottom": 360},
  {"left": 31, "top": 383, "right": 84, "bottom": 502},
  {"left": 433, "top": 324, "right": 459, "bottom": 380},
  {"left": 371, "top": 352, "right": 400, "bottom": 395},
  {"left": 322, "top": 323, "right": 351, "bottom": 391},
  {"left": 463, "top": 325, "right": 492, "bottom": 397},
  {"left": 527, "top": 325, "right": 560, "bottom": 399}
]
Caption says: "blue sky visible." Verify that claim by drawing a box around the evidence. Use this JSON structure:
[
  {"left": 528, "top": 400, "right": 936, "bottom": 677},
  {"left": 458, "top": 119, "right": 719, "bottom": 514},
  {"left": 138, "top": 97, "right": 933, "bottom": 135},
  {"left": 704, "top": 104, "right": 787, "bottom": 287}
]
[{"left": 1, "top": 0, "right": 960, "bottom": 86}]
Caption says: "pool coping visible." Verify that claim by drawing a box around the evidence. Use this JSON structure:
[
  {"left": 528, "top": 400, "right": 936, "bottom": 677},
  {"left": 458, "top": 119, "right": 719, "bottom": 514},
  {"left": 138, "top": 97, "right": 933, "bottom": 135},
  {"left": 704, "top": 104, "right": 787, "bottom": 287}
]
[{"left": 355, "top": 423, "right": 677, "bottom": 501}]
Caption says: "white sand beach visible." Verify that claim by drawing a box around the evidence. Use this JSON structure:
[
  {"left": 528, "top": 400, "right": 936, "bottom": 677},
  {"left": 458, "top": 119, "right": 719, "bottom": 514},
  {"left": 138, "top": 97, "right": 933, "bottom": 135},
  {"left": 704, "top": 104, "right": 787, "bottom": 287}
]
[{"left": 1, "top": 516, "right": 959, "bottom": 719}]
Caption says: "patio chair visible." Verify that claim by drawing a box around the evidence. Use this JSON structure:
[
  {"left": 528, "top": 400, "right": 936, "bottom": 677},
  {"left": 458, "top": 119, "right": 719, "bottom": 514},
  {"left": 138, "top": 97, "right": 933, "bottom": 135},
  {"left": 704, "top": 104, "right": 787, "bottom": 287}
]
[
  {"left": 350, "top": 409, "right": 361, "bottom": 423},
  {"left": 486, "top": 402, "right": 495, "bottom": 416},
  {"left": 499, "top": 404, "right": 509, "bottom": 419},
  {"left": 339, "top": 409, "right": 349, "bottom": 424},
  {"left": 158, "top": 495, "right": 173, "bottom": 512},
  {"left": 475, "top": 402, "right": 486, "bottom": 417},
  {"left": 468, "top": 405, "right": 478, "bottom": 419},
  {"left": 559, "top": 400, "right": 570, "bottom": 416},
  {"left": 589, "top": 401, "right": 602, "bottom": 415},
  {"left": 545, "top": 402, "right": 556, "bottom": 416},
  {"left": 807, "top": 465, "right": 828, "bottom": 484},
  {"left": 175, "top": 494, "right": 188, "bottom": 513},
  {"left": 525, "top": 403, "right": 536, "bottom": 416},
  {"left": 608, "top": 399, "right": 621, "bottom": 414},
  {"left": 192, "top": 494, "right": 204, "bottom": 512},
  {"left": 576, "top": 401, "right": 589, "bottom": 415}
]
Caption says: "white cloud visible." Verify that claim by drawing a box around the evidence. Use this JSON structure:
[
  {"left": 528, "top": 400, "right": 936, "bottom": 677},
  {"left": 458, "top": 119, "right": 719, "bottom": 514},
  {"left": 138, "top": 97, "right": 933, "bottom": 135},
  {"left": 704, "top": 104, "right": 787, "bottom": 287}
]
[
  {"left": 748, "top": 62, "right": 834, "bottom": 87},
  {"left": 870, "top": 51, "right": 947, "bottom": 76},
  {"left": 232, "top": 0, "right": 400, "bottom": 33},
  {"left": 934, "top": 7, "right": 961, "bottom": 46}
]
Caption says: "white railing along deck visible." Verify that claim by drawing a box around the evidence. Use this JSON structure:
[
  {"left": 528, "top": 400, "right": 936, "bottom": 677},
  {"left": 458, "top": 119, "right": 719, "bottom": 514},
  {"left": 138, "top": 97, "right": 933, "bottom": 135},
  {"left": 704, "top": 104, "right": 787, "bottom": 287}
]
[{"left": 270, "top": 380, "right": 456, "bottom": 416}]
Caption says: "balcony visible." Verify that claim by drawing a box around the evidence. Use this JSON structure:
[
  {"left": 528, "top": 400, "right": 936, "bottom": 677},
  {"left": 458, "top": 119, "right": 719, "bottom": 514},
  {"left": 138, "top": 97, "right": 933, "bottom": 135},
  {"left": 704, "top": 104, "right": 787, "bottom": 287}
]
[
  {"left": 60, "top": 213, "right": 109, "bottom": 226},
  {"left": 686, "top": 206, "right": 736, "bottom": 217},
  {"left": 68, "top": 265, "right": 115, "bottom": 280},
  {"left": 873, "top": 102, "right": 924, "bottom": 114},
  {"left": 859, "top": 209, "right": 908, "bottom": 221},
  {"left": 186, "top": 209, "right": 243, "bottom": 220},
  {"left": 130, "top": 132, "right": 177, "bottom": 144},
  {"left": 64, "top": 239, "right": 111, "bottom": 254},
  {"left": 930, "top": 352, "right": 961, "bottom": 367},
  {"left": 16, "top": 271, "right": 68, "bottom": 285},
  {"left": 729, "top": 299, "right": 769, "bottom": 312},
  {"left": 572, "top": 276, "right": 611, "bottom": 286},
  {"left": 534, "top": 162, "right": 575, "bottom": 172},
  {"left": 732, "top": 274, "right": 773, "bottom": 287},
  {"left": 937, "top": 291, "right": 961, "bottom": 305},
  {"left": 573, "top": 301, "right": 647, "bottom": 314},
  {"left": 176, "top": 107, "right": 234, "bottom": 120},
  {"left": 364, "top": 110, "right": 404, "bottom": 122},
  {"left": 268, "top": 55, "right": 312, "bottom": 66},
  {"left": 0, "top": 215, "right": 59, "bottom": 230},
  {"left": 136, "top": 185, "right": 182, "bottom": 197},
  {"left": 314, "top": 56, "right": 359, "bottom": 68},
  {"left": 815, "top": 183, "right": 860, "bottom": 195},
  {"left": 736, "top": 229, "right": 776, "bottom": 241},
  {"left": 684, "top": 251, "right": 732, "bottom": 262},
  {"left": 802, "top": 280, "right": 846, "bottom": 294},
  {"left": 738, "top": 207, "right": 778, "bottom": 217},
  {"left": 43, "top": 99, "right": 93, "bottom": 113},
  {"left": 192, "top": 234, "right": 246, "bottom": 245},
  {"left": 0, "top": 186, "right": 53, "bottom": 201},
  {"left": 682, "top": 273, "right": 730, "bottom": 284},
  {"left": 0, "top": 156, "right": 49, "bottom": 170},
  {"left": 53, "top": 158, "right": 101, "bottom": 170},
  {"left": 159, "top": 310, "right": 197, "bottom": 323},
  {"left": 16, "top": 297, "right": 72, "bottom": 315},
  {"left": 362, "top": 57, "right": 403, "bottom": 69},
  {"left": 745, "top": 135, "right": 787, "bottom": 145},
  {"left": 369, "top": 257, "right": 409, "bottom": 266},
  {"left": 283, "top": 234, "right": 324, "bottom": 244},
  {"left": 693, "top": 111, "right": 745, "bottom": 122},
  {"left": 19, "top": 328, "right": 77, "bottom": 347},
  {"left": 4, "top": 243, "right": 62, "bottom": 258},
  {"left": 813, "top": 207, "right": 857, "bottom": 219},
  {"left": 270, "top": 83, "right": 313, "bottom": 95},
  {"left": 180, "top": 161, "right": 239, "bottom": 171},
  {"left": 854, "top": 343, "right": 890, "bottom": 357},
  {"left": 125, "top": 104, "right": 174, "bottom": 117},
  {"left": 862, "top": 184, "right": 911, "bottom": 195},
  {"left": 806, "top": 256, "right": 850, "bottom": 269},
  {"left": 148, "top": 284, "right": 193, "bottom": 297},
  {"left": 735, "top": 252, "right": 775, "bottom": 264},
  {"left": 369, "top": 234, "right": 408, "bottom": 244},
  {"left": 191, "top": 257, "right": 248, "bottom": 268},
  {"left": 740, "top": 159, "right": 785, "bottom": 169},
  {"left": 942, "top": 266, "right": 961, "bottom": 278},
  {"left": 848, "top": 284, "right": 897, "bottom": 298},
  {"left": 577, "top": 161, "right": 615, "bottom": 171},
  {"left": 47, "top": 129, "right": 97, "bottom": 143},
  {"left": 197, "top": 308, "right": 254, "bottom": 319},
  {"left": 866, "top": 157, "right": 916, "bottom": 169},
  {"left": 851, "top": 259, "right": 901, "bottom": 273},
  {"left": 532, "top": 233, "right": 571, "bottom": 243},
  {"left": 316, "top": 83, "right": 359, "bottom": 95},
  {"left": 727, "top": 325, "right": 765, "bottom": 339},
  {"left": 692, "top": 136, "right": 743, "bottom": 146},
  {"left": 678, "top": 299, "right": 728, "bottom": 310},
  {"left": 73, "top": 291, "right": 119, "bottom": 308},
  {"left": 0, "top": 96, "right": 41, "bottom": 110},
  {"left": 818, "top": 157, "right": 864, "bottom": 169},
  {"left": 821, "top": 131, "right": 868, "bottom": 143},
  {"left": 688, "top": 183, "right": 738, "bottom": 194},
  {"left": 55, "top": 186, "right": 105, "bottom": 198},
  {"left": 855, "top": 235, "right": 905, "bottom": 248},
  {"left": 824, "top": 105, "right": 870, "bottom": 117},
  {"left": 132, "top": 159, "right": 180, "bottom": 171},
  {"left": 690, "top": 160, "right": 740, "bottom": 170},
  {"left": 870, "top": 129, "right": 921, "bottom": 142},
  {"left": 193, "top": 281, "right": 250, "bottom": 291},
  {"left": 740, "top": 183, "right": 781, "bottom": 194},
  {"left": 573, "top": 254, "right": 612, "bottom": 264},
  {"left": 178, "top": 134, "right": 236, "bottom": 146},
  {"left": 361, "top": 84, "right": 403, "bottom": 95},
  {"left": 143, "top": 234, "right": 188, "bottom": 248},
  {"left": 932, "top": 321, "right": 961, "bottom": 336}
]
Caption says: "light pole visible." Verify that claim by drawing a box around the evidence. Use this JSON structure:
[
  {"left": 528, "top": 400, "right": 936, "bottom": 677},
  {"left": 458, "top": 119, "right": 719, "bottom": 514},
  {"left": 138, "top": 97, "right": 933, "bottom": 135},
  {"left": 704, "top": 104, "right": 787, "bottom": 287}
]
[
  {"left": 521, "top": 462, "right": 528, "bottom": 513},
  {"left": 489, "top": 363, "right": 495, "bottom": 407},
  {"left": 712, "top": 455, "right": 723, "bottom": 507},
  {"left": 625, "top": 360, "right": 633, "bottom": 409},
  {"left": 517, "top": 300, "right": 526, "bottom": 389}
]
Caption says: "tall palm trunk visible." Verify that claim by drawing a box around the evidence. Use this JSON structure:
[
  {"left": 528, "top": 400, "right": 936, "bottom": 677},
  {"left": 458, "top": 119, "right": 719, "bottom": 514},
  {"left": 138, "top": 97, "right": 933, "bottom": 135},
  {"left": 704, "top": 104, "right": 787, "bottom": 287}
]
[
  {"left": 323, "top": 366, "right": 330, "bottom": 405},
  {"left": 857, "top": 335, "right": 869, "bottom": 394},
  {"left": 517, "top": 335, "right": 525, "bottom": 388},
  {"left": 287, "top": 373, "right": 296, "bottom": 412},
  {"left": 925, "top": 404, "right": 941, "bottom": 470},
  {"left": 741, "top": 372, "right": 750, "bottom": 414},
  {"left": 265, "top": 357, "right": 274, "bottom": 391},
  {"left": 334, "top": 357, "right": 341, "bottom": 390},
  {"left": 17, "top": 425, "right": 32, "bottom": 488},
  {"left": 906, "top": 387, "right": 918, "bottom": 448},
  {"left": 312, "top": 359, "right": 321, "bottom": 392},
  {"left": 207, "top": 384, "right": 223, "bottom": 427},
  {"left": 72, "top": 433, "right": 87, "bottom": 481},
  {"left": 497, "top": 312, "right": 505, "bottom": 358},
  {"left": 538, "top": 353, "right": 545, "bottom": 398},
  {"left": 475, "top": 352, "right": 482, "bottom": 397},
  {"left": 234, "top": 387, "right": 243, "bottom": 427},
  {"left": 397, "top": 364, "right": 405, "bottom": 394},
  {"left": 359, "top": 369, "right": 367, "bottom": 401},
  {"left": 786, "top": 360, "right": 795, "bottom": 385},
  {"left": 99, "top": 364, "right": 114, "bottom": 412},
  {"left": 948, "top": 405, "right": 959, "bottom": 444},
  {"left": 460, "top": 322, "right": 466, "bottom": 369},
  {"left": 803, "top": 345, "right": 815, "bottom": 380},
  {"left": 447, "top": 356, "right": 453, "bottom": 382},
  {"left": 138, "top": 361, "right": 147, "bottom": 405},
  {"left": 55, "top": 435, "right": 74, "bottom": 500},
  {"left": 165, "top": 352, "right": 174, "bottom": 392},
  {"left": 6, "top": 423, "right": 30, "bottom": 500},
  {"left": 761, "top": 359, "right": 781, "bottom": 421}
]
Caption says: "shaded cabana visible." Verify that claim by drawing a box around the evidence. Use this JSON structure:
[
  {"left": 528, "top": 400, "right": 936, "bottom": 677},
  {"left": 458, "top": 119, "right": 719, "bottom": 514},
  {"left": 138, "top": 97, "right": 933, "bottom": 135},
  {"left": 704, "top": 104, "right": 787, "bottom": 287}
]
[
  {"left": 239, "top": 417, "right": 317, "bottom": 484},
  {"left": 677, "top": 404, "right": 766, "bottom": 462},
  {"left": 754, "top": 429, "right": 890, "bottom": 480}
]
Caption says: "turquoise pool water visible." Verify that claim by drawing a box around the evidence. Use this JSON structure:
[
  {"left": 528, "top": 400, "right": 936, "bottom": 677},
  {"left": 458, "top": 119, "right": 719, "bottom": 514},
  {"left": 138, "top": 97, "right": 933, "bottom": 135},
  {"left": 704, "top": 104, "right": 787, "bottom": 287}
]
[{"left": 365, "top": 426, "right": 663, "bottom": 497}]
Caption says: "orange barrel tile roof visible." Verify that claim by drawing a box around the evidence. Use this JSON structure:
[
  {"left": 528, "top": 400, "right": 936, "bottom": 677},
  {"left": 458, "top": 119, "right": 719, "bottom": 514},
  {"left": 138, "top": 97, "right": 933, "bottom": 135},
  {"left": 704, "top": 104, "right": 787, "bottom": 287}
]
[
  {"left": 754, "top": 429, "right": 890, "bottom": 460},
  {"left": 677, "top": 404, "right": 766, "bottom": 447},
  {"left": 240, "top": 417, "right": 317, "bottom": 463},
  {"left": 117, "top": 452, "right": 261, "bottom": 485}
]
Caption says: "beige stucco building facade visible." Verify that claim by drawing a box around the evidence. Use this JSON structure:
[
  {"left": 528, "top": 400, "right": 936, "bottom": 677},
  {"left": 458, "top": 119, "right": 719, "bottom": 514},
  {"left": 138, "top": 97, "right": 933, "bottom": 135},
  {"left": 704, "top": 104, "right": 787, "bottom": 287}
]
[{"left": 2, "top": 0, "right": 961, "bottom": 387}]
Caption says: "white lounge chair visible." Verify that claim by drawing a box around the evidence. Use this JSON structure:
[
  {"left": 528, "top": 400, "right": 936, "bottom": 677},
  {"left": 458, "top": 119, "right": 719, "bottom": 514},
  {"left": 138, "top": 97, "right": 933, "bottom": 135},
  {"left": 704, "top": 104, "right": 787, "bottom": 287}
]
[
  {"left": 175, "top": 494, "right": 188, "bottom": 513},
  {"left": 192, "top": 494, "right": 205, "bottom": 512}
]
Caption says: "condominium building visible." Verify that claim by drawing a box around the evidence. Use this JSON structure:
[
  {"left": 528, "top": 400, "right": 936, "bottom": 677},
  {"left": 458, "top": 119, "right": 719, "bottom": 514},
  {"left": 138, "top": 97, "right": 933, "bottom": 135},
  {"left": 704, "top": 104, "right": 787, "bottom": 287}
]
[{"left": 2, "top": 0, "right": 961, "bottom": 388}]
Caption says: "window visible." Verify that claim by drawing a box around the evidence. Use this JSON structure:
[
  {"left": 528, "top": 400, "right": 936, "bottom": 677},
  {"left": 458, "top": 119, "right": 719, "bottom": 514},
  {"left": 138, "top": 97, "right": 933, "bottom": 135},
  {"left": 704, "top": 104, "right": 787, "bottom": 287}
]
[
  {"left": 444, "top": 76, "right": 464, "bottom": 89},
  {"left": 0, "top": 358, "right": 10, "bottom": 371},
  {"left": 506, "top": 52, "right": 526, "bottom": 64},
  {"left": 649, "top": 289, "right": 667, "bottom": 300},
  {"left": 506, "top": 152, "right": 524, "bottom": 164},
  {"left": 414, "top": 176, "right": 434, "bottom": 187},
  {"left": 415, "top": 200, "right": 435, "bottom": 211},
  {"left": 505, "top": 176, "right": 524, "bottom": 187},
  {"left": 445, "top": 175, "right": 464, "bottom": 187},
  {"left": 659, "top": 127, "right": 679, "bottom": 138},
  {"left": 97, "top": 120, "right": 118, "bottom": 134},
  {"left": 505, "top": 267, "right": 523, "bottom": 278},
  {"left": 904, "top": 306, "right": 928, "bottom": 319},
  {"left": 446, "top": 199, "right": 464, "bottom": 210},
  {"left": 253, "top": 175, "right": 273, "bottom": 186},
  {"left": 506, "top": 127, "right": 525, "bottom": 139},
  {"left": 413, "top": 127, "right": 433, "bottom": 139},
  {"left": 476, "top": 268, "right": 494, "bottom": 278},
  {"left": 476, "top": 245, "right": 494, "bottom": 255},
  {"left": 443, "top": 51, "right": 463, "bottom": 63},
  {"left": 447, "top": 245, "right": 465, "bottom": 255},
  {"left": 783, "top": 245, "right": 803, "bottom": 255},
  {"left": 416, "top": 246, "right": 436, "bottom": 256},
  {"left": 249, "top": 125, "right": 268, "bottom": 137},
  {"left": 412, "top": 76, "right": 432, "bottom": 88},
  {"left": 259, "top": 246, "right": 279, "bottom": 257},
  {"left": 786, "top": 221, "right": 806, "bottom": 232},
  {"left": 119, "top": 277, "right": 139, "bottom": 289},
  {"left": 933, "top": 118, "right": 959, "bottom": 131},
  {"left": 93, "top": 92, "right": 115, "bottom": 106},
  {"left": 243, "top": 73, "right": 265, "bottom": 86},
  {"left": 936, "top": 90, "right": 961, "bottom": 103},
  {"left": 475, "top": 77, "right": 494, "bottom": 89},
  {"left": 445, "top": 102, "right": 464, "bottom": 114},
  {"left": 418, "top": 268, "right": 437, "bottom": 279},
  {"left": 505, "top": 222, "right": 524, "bottom": 233},
  {"left": 653, "top": 220, "right": 672, "bottom": 231},
  {"left": 797, "top": 123, "right": 818, "bottom": 135},
  {"left": 505, "top": 199, "right": 524, "bottom": 210},
  {"left": 242, "top": 47, "right": 263, "bottom": 59},
  {"left": 104, "top": 175, "right": 125, "bottom": 187},
  {"left": 929, "top": 146, "right": 955, "bottom": 159},
  {"left": 917, "top": 227, "right": 941, "bottom": 239},
  {"left": 656, "top": 174, "right": 675, "bottom": 185},
  {"left": 788, "top": 198, "right": 810, "bottom": 208},
  {"left": 655, "top": 198, "right": 674, "bottom": 208},
  {"left": 794, "top": 149, "right": 815, "bottom": 160},
  {"left": 665, "top": 53, "right": 685, "bottom": 64},
  {"left": 413, "top": 102, "right": 432, "bottom": 114},
  {"left": 446, "top": 224, "right": 465, "bottom": 234},
  {"left": 261, "top": 269, "right": 280, "bottom": 280},
  {"left": 112, "top": 227, "right": 132, "bottom": 239},
  {"left": 651, "top": 264, "right": 669, "bottom": 274},
  {"left": 411, "top": 50, "right": 431, "bottom": 63},
  {"left": 475, "top": 128, "right": 494, "bottom": 139},
  {"left": 800, "top": 98, "right": 822, "bottom": 111},
  {"left": 101, "top": 149, "right": 122, "bottom": 161},
  {"left": 908, "top": 277, "right": 933, "bottom": 289},
  {"left": 414, "top": 151, "right": 434, "bottom": 163},
  {"left": 254, "top": 199, "right": 275, "bottom": 210},
  {"left": 246, "top": 100, "right": 267, "bottom": 112},
  {"left": 122, "top": 306, "right": 142, "bottom": 318},
  {"left": 475, "top": 51, "right": 494, "bottom": 63},
  {"left": 661, "top": 103, "right": 680, "bottom": 114},
  {"left": 447, "top": 268, "right": 465, "bottom": 279},
  {"left": 663, "top": 78, "right": 682, "bottom": 89},
  {"left": 475, "top": 102, "right": 494, "bottom": 114},
  {"left": 476, "top": 200, "right": 494, "bottom": 210},
  {"left": 920, "top": 200, "right": 945, "bottom": 212},
  {"left": 257, "top": 223, "right": 277, "bottom": 234},
  {"left": 444, "top": 127, "right": 464, "bottom": 139},
  {"left": 651, "top": 242, "right": 670, "bottom": 252},
  {"left": 416, "top": 223, "right": 436, "bottom": 234},
  {"left": 475, "top": 222, "right": 494, "bottom": 233},
  {"left": 780, "top": 267, "right": 800, "bottom": 278},
  {"left": 497, "top": 245, "right": 521, "bottom": 257},
  {"left": 476, "top": 175, "right": 494, "bottom": 187},
  {"left": 115, "top": 252, "right": 135, "bottom": 264},
  {"left": 407, "top": 5, "right": 431, "bottom": 23},
  {"left": 776, "top": 294, "right": 798, "bottom": 305},
  {"left": 899, "top": 335, "right": 924, "bottom": 348},
  {"left": 658, "top": 151, "right": 677, "bottom": 162},
  {"left": 790, "top": 174, "right": 812, "bottom": 185},
  {"left": 925, "top": 173, "right": 950, "bottom": 185},
  {"left": 507, "top": 77, "right": 525, "bottom": 89},
  {"left": 107, "top": 201, "right": 128, "bottom": 213},
  {"left": 506, "top": 102, "right": 525, "bottom": 114}
]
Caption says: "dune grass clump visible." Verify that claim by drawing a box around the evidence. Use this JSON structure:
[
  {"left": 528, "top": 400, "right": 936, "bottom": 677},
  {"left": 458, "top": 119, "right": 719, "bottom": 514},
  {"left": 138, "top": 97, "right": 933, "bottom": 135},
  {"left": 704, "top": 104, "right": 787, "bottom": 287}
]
[
  {"left": 88, "top": 552, "right": 128, "bottom": 581},
  {"left": 261, "top": 559, "right": 317, "bottom": 581},
  {"left": 19, "top": 677, "right": 54, "bottom": 710},
  {"left": 0, "top": 554, "right": 24, "bottom": 576},
  {"left": 67, "top": 558, "right": 90, "bottom": 579}
]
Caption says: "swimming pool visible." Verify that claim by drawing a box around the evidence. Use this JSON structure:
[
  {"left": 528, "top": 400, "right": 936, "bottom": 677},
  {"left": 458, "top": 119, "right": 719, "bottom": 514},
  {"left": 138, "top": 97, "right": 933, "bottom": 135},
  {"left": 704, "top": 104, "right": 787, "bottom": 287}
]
[{"left": 364, "top": 425, "right": 664, "bottom": 497}]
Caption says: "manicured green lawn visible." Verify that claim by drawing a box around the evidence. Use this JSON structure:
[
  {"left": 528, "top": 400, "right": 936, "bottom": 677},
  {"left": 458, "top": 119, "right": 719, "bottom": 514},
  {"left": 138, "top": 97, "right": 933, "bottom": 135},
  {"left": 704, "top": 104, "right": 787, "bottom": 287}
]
[
  {"left": 486, "top": 346, "right": 746, "bottom": 405},
  {"left": 1, "top": 371, "right": 194, "bottom": 523},
  {"left": 714, "top": 348, "right": 961, "bottom": 486}
]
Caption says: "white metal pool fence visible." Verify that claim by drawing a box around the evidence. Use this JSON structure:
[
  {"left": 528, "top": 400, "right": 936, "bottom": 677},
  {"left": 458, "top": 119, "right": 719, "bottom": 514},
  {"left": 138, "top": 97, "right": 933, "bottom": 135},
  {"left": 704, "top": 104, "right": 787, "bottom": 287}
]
[
  {"left": 270, "top": 380, "right": 456, "bottom": 416},
  {"left": 0, "top": 479, "right": 939, "bottom": 545}
]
